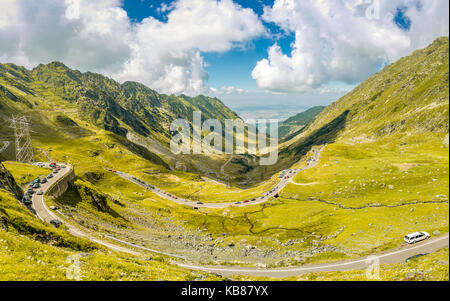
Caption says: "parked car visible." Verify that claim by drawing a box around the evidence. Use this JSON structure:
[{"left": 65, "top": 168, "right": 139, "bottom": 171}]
[
  {"left": 37, "top": 191, "right": 44, "bottom": 195},
  {"left": 41, "top": 178, "right": 47, "bottom": 184},
  {"left": 404, "top": 232, "right": 430, "bottom": 244},
  {"left": 50, "top": 220, "right": 63, "bottom": 228},
  {"left": 47, "top": 174, "right": 54, "bottom": 179},
  {"left": 23, "top": 199, "right": 32, "bottom": 206},
  {"left": 197, "top": 202, "right": 204, "bottom": 205},
  {"left": 33, "top": 183, "right": 40, "bottom": 189}
]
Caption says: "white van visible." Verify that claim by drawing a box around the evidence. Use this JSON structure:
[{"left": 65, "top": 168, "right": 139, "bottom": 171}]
[{"left": 404, "top": 232, "right": 430, "bottom": 244}]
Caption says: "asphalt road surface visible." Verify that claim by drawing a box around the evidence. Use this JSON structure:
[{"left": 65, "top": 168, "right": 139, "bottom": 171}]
[{"left": 176, "top": 234, "right": 449, "bottom": 277}]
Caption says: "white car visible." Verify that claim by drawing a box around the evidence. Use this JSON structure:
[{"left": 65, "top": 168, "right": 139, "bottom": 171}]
[{"left": 404, "top": 231, "right": 430, "bottom": 244}]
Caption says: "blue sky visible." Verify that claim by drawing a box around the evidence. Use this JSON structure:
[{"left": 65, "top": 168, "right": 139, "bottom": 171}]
[
  {"left": 120, "top": 0, "right": 307, "bottom": 119},
  {"left": 1, "top": 0, "right": 447, "bottom": 120},
  {"left": 119, "top": 0, "right": 419, "bottom": 119},
  {"left": 122, "top": 0, "right": 292, "bottom": 92}
]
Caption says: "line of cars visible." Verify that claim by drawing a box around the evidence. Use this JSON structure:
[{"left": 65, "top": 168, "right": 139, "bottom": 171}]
[
  {"left": 22, "top": 177, "right": 47, "bottom": 205},
  {"left": 130, "top": 175, "right": 183, "bottom": 201},
  {"left": 35, "top": 162, "right": 66, "bottom": 173},
  {"left": 278, "top": 169, "right": 295, "bottom": 179},
  {"left": 23, "top": 163, "right": 66, "bottom": 228},
  {"left": 232, "top": 198, "right": 258, "bottom": 205}
]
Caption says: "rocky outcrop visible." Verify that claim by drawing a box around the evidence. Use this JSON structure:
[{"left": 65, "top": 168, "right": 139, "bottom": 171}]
[
  {"left": 74, "top": 179, "right": 111, "bottom": 212},
  {"left": 0, "top": 208, "right": 8, "bottom": 231},
  {"left": 0, "top": 161, "right": 23, "bottom": 200}
]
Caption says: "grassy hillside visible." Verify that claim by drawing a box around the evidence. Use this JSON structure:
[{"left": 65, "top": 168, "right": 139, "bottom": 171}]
[
  {"left": 0, "top": 61, "right": 246, "bottom": 181},
  {"left": 247, "top": 37, "right": 449, "bottom": 180},
  {"left": 0, "top": 161, "right": 223, "bottom": 280},
  {"left": 0, "top": 162, "right": 22, "bottom": 200},
  {"left": 283, "top": 37, "right": 449, "bottom": 156},
  {"left": 279, "top": 106, "right": 325, "bottom": 139},
  {"left": 1, "top": 61, "right": 239, "bottom": 140}
]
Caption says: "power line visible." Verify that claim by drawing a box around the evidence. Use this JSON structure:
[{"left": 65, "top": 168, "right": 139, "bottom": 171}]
[{"left": 9, "top": 115, "right": 34, "bottom": 163}]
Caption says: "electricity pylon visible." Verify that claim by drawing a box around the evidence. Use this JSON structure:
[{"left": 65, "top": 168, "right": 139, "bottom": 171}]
[{"left": 9, "top": 115, "right": 34, "bottom": 163}]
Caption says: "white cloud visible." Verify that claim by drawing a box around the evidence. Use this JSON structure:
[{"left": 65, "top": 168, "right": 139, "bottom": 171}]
[
  {"left": 252, "top": 0, "right": 449, "bottom": 93},
  {"left": 0, "top": 0, "right": 131, "bottom": 72},
  {"left": 0, "top": 0, "right": 264, "bottom": 95},
  {"left": 209, "top": 86, "right": 248, "bottom": 95},
  {"left": 115, "top": 0, "right": 264, "bottom": 95},
  {"left": 0, "top": 0, "right": 18, "bottom": 28}
]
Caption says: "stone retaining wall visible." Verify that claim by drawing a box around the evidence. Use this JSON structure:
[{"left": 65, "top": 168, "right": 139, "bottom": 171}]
[{"left": 46, "top": 167, "right": 75, "bottom": 198}]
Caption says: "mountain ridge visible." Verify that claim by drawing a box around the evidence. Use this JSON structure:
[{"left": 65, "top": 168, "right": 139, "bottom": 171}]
[{"left": 280, "top": 36, "right": 449, "bottom": 159}]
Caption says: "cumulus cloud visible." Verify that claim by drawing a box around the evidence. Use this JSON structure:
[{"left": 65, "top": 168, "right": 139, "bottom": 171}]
[
  {"left": 0, "top": 0, "right": 264, "bottom": 95},
  {"left": 0, "top": 0, "right": 131, "bottom": 72},
  {"left": 252, "top": 0, "right": 449, "bottom": 93},
  {"left": 115, "top": 0, "right": 264, "bottom": 95},
  {"left": 209, "top": 86, "right": 248, "bottom": 95}
]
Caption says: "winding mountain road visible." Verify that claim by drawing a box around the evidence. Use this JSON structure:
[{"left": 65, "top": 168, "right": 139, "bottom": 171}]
[
  {"left": 27, "top": 155, "right": 449, "bottom": 278},
  {"left": 29, "top": 164, "right": 142, "bottom": 255},
  {"left": 113, "top": 145, "right": 327, "bottom": 209}
]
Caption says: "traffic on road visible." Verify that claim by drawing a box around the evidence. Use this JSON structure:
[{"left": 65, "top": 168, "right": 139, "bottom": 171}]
[{"left": 112, "top": 145, "right": 327, "bottom": 209}]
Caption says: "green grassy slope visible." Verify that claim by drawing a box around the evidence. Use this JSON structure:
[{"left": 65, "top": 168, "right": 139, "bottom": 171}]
[
  {"left": 0, "top": 162, "right": 223, "bottom": 280},
  {"left": 247, "top": 37, "right": 449, "bottom": 181},
  {"left": 3, "top": 61, "right": 239, "bottom": 140},
  {"left": 279, "top": 106, "right": 325, "bottom": 139},
  {"left": 0, "top": 161, "right": 22, "bottom": 199},
  {"left": 0, "top": 60, "right": 245, "bottom": 180},
  {"left": 283, "top": 37, "right": 449, "bottom": 155}
]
